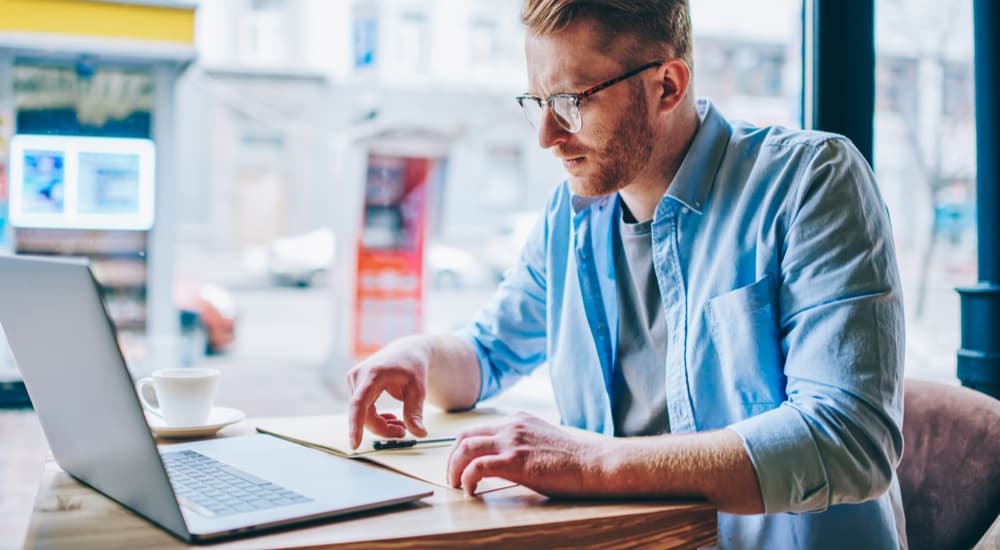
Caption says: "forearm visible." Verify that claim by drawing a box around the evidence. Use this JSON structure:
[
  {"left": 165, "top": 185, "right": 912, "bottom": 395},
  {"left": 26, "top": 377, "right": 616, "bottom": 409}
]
[
  {"left": 597, "top": 429, "right": 764, "bottom": 514},
  {"left": 424, "top": 334, "right": 481, "bottom": 411}
]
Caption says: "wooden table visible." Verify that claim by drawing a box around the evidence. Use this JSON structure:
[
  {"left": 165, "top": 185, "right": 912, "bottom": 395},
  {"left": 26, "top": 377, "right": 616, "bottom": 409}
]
[{"left": 21, "top": 420, "right": 717, "bottom": 549}]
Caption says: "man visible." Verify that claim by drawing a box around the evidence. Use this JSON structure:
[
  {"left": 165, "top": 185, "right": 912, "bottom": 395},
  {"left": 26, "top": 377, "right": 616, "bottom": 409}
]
[{"left": 347, "top": 1, "right": 906, "bottom": 548}]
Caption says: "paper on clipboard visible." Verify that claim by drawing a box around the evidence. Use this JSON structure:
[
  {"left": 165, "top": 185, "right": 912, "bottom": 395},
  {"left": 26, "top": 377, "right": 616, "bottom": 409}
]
[{"left": 255, "top": 407, "right": 517, "bottom": 493}]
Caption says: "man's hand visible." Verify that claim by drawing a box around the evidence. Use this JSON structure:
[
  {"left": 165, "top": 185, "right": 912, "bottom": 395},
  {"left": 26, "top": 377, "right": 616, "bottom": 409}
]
[
  {"left": 446, "top": 412, "right": 610, "bottom": 496},
  {"left": 346, "top": 336, "right": 431, "bottom": 450}
]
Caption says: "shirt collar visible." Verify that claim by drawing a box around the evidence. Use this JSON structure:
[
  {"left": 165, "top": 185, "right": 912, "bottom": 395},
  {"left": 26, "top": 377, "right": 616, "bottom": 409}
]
[
  {"left": 663, "top": 98, "right": 732, "bottom": 215},
  {"left": 570, "top": 194, "right": 603, "bottom": 214},
  {"left": 567, "top": 98, "right": 732, "bottom": 216}
]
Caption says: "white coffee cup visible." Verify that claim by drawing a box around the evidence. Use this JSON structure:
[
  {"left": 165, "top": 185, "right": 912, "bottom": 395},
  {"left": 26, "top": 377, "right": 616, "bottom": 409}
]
[{"left": 135, "top": 367, "right": 220, "bottom": 427}]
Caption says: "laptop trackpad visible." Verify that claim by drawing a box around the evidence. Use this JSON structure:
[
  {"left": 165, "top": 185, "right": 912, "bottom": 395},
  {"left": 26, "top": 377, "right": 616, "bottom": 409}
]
[{"left": 223, "top": 445, "right": 417, "bottom": 504}]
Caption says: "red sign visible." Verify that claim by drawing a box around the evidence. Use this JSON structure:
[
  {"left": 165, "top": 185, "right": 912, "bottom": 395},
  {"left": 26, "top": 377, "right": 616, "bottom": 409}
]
[{"left": 352, "top": 154, "right": 441, "bottom": 357}]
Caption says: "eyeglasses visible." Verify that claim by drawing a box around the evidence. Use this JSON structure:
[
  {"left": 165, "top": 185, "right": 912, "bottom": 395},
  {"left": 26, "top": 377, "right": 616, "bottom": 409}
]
[{"left": 516, "top": 60, "right": 665, "bottom": 134}]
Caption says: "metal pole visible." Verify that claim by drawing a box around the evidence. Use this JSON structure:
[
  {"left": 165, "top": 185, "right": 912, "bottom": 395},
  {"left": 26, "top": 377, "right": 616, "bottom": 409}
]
[
  {"left": 957, "top": 0, "right": 1000, "bottom": 398},
  {"left": 807, "top": 0, "right": 875, "bottom": 167},
  {"left": 146, "top": 63, "right": 182, "bottom": 375}
]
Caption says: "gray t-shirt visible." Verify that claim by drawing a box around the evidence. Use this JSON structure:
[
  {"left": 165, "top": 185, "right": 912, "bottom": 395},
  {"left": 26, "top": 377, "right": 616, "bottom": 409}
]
[{"left": 611, "top": 200, "right": 670, "bottom": 437}]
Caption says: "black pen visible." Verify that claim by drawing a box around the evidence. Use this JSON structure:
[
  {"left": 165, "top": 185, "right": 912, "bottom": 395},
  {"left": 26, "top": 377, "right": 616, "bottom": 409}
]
[{"left": 372, "top": 437, "right": 457, "bottom": 450}]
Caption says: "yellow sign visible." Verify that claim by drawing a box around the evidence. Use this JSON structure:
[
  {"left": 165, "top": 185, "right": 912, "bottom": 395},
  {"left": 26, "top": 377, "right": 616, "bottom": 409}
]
[{"left": 0, "top": 0, "right": 195, "bottom": 44}]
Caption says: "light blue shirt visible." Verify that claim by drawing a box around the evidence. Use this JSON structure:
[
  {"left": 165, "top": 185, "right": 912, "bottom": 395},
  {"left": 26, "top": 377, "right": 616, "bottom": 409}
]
[{"left": 459, "top": 100, "right": 906, "bottom": 549}]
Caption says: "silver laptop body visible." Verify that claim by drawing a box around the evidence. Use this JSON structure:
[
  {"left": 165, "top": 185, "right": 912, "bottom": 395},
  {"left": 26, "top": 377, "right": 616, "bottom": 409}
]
[{"left": 0, "top": 255, "right": 432, "bottom": 542}]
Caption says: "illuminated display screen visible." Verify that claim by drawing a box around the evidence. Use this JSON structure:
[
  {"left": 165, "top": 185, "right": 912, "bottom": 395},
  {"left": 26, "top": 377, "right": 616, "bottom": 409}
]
[{"left": 8, "top": 135, "right": 155, "bottom": 230}]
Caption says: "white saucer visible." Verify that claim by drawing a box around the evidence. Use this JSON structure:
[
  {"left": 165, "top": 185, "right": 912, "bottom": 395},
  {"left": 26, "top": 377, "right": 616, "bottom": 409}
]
[{"left": 145, "top": 406, "right": 246, "bottom": 438}]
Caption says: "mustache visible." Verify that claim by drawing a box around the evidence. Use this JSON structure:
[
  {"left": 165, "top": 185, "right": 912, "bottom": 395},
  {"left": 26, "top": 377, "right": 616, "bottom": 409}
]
[{"left": 553, "top": 147, "right": 587, "bottom": 159}]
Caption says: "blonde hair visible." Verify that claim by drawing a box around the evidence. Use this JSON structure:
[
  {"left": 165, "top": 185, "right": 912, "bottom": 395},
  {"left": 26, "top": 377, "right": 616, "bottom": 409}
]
[{"left": 520, "top": 0, "right": 693, "bottom": 69}]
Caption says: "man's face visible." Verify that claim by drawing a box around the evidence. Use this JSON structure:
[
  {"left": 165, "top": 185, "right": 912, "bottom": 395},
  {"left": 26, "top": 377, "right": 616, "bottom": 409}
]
[{"left": 525, "top": 20, "right": 656, "bottom": 198}]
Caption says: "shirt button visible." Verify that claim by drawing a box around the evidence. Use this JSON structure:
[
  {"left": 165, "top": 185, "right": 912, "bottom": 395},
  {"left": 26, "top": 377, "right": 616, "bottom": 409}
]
[{"left": 681, "top": 207, "right": 689, "bottom": 214}]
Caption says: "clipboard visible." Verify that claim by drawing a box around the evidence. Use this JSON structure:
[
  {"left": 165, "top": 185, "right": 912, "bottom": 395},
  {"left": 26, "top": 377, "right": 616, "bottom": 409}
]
[{"left": 255, "top": 407, "right": 518, "bottom": 494}]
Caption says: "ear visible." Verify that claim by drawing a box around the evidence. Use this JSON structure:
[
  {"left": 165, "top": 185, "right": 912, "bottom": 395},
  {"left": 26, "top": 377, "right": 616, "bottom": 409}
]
[{"left": 656, "top": 58, "right": 691, "bottom": 114}]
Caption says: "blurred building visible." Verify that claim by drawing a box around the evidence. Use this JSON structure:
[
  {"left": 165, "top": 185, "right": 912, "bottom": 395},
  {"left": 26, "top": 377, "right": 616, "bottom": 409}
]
[
  {"left": 175, "top": 0, "right": 561, "bottom": 258},
  {"left": 690, "top": 0, "right": 803, "bottom": 127},
  {"left": 0, "top": 0, "right": 200, "bottom": 388}
]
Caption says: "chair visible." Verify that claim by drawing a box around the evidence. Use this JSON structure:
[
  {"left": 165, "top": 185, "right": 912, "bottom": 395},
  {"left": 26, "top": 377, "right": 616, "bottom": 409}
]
[{"left": 898, "top": 378, "right": 1000, "bottom": 550}]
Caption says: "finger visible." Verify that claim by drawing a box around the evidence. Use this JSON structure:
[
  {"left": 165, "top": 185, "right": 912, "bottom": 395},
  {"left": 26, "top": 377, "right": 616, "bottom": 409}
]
[
  {"left": 447, "top": 436, "right": 500, "bottom": 488},
  {"left": 364, "top": 403, "right": 405, "bottom": 436},
  {"left": 345, "top": 367, "right": 359, "bottom": 394},
  {"left": 461, "top": 455, "right": 515, "bottom": 496},
  {"left": 378, "top": 412, "right": 405, "bottom": 429},
  {"left": 348, "top": 369, "right": 419, "bottom": 448},
  {"left": 348, "top": 378, "right": 391, "bottom": 449},
  {"left": 453, "top": 423, "right": 502, "bottom": 444},
  {"left": 450, "top": 423, "right": 503, "bottom": 454},
  {"left": 381, "top": 415, "right": 406, "bottom": 433},
  {"left": 402, "top": 383, "right": 427, "bottom": 437},
  {"left": 347, "top": 398, "right": 371, "bottom": 450},
  {"left": 345, "top": 365, "right": 374, "bottom": 396}
]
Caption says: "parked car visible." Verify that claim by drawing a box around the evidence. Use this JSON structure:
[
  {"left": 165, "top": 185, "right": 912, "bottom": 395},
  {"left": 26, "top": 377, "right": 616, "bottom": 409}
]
[
  {"left": 482, "top": 213, "right": 538, "bottom": 280},
  {"left": 175, "top": 281, "right": 237, "bottom": 356},
  {"left": 427, "top": 244, "right": 496, "bottom": 290},
  {"left": 265, "top": 228, "right": 494, "bottom": 290},
  {"left": 268, "top": 229, "right": 335, "bottom": 287}
]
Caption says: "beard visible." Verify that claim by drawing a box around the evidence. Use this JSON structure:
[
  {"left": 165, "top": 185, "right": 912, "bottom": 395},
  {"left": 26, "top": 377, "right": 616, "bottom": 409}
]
[{"left": 560, "top": 81, "right": 655, "bottom": 198}]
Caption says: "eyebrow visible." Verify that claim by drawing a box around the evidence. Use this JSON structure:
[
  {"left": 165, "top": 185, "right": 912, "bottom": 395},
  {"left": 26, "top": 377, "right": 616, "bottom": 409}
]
[
  {"left": 528, "top": 67, "right": 624, "bottom": 98},
  {"left": 525, "top": 79, "right": 593, "bottom": 98}
]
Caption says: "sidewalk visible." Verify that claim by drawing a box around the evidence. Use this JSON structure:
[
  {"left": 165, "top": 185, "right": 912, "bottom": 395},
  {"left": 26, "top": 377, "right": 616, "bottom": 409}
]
[{"left": 174, "top": 243, "right": 272, "bottom": 290}]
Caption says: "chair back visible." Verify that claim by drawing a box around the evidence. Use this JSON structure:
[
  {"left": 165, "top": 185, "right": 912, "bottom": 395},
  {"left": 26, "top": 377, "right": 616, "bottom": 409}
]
[{"left": 899, "top": 379, "right": 1000, "bottom": 550}]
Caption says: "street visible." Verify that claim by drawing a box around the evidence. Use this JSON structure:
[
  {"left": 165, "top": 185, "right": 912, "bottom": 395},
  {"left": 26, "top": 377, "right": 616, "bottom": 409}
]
[{"left": 195, "top": 279, "right": 555, "bottom": 420}]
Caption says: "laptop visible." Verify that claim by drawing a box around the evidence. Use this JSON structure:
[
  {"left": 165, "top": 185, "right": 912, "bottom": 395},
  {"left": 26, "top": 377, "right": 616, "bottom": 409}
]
[{"left": 0, "top": 254, "right": 433, "bottom": 543}]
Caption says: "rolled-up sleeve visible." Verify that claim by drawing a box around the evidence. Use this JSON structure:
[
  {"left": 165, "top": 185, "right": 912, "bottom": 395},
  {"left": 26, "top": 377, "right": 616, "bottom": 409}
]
[
  {"left": 456, "top": 206, "right": 551, "bottom": 403},
  {"left": 728, "top": 138, "right": 905, "bottom": 514}
]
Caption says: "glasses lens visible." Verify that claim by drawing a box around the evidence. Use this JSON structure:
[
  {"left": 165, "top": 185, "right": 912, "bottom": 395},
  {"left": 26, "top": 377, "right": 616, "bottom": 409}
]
[
  {"left": 550, "top": 95, "right": 581, "bottom": 133},
  {"left": 518, "top": 97, "right": 544, "bottom": 129}
]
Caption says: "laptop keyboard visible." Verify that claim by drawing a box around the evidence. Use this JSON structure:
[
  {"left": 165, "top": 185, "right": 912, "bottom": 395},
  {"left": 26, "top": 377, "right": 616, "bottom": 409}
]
[{"left": 162, "top": 450, "right": 312, "bottom": 517}]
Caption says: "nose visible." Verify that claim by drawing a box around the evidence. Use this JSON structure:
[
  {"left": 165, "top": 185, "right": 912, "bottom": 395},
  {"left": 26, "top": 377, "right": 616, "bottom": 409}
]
[{"left": 537, "top": 108, "right": 571, "bottom": 150}]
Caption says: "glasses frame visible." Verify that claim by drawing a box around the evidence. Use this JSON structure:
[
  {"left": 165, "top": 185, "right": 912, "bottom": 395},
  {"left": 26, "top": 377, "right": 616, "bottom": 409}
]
[{"left": 516, "top": 59, "right": 666, "bottom": 134}]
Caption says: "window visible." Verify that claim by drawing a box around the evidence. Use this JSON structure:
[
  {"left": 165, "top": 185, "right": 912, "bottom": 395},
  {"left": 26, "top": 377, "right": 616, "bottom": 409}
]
[
  {"left": 876, "top": 56, "right": 919, "bottom": 115},
  {"left": 468, "top": 17, "right": 499, "bottom": 68},
  {"left": 352, "top": 1, "right": 379, "bottom": 70},
  {"left": 874, "top": 0, "right": 976, "bottom": 382},
  {"left": 942, "top": 60, "right": 974, "bottom": 118},
  {"left": 690, "top": 0, "right": 803, "bottom": 128},
  {"left": 396, "top": 11, "right": 430, "bottom": 75},
  {"left": 13, "top": 64, "right": 153, "bottom": 137},
  {"left": 240, "top": 0, "right": 290, "bottom": 65}
]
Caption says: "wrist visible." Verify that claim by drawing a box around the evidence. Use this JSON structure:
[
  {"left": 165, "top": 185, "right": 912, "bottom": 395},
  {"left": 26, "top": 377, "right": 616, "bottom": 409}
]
[
  {"left": 391, "top": 334, "right": 433, "bottom": 364},
  {"left": 588, "top": 436, "right": 632, "bottom": 495},
  {"left": 588, "top": 435, "right": 679, "bottom": 497},
  {"left": 424, "top": 334, "right": 479, "bottom": 411}
]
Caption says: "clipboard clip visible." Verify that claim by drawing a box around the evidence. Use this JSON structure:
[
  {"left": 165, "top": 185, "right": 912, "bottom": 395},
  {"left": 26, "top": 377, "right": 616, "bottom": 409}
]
[{"left": 372, "top": 436, "right": 456, "bottom": 451}]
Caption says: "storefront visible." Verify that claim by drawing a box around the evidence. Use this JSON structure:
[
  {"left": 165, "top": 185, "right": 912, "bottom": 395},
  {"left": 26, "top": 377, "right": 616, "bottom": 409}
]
[{"left": 0, "top": 0, "right": 197, "bottom": 405}]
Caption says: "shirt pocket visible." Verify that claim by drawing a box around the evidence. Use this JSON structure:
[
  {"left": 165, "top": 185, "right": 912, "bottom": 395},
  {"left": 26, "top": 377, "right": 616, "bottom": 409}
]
[{"left": 703, "top": 274, "right": 785, "bottom": 415}]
